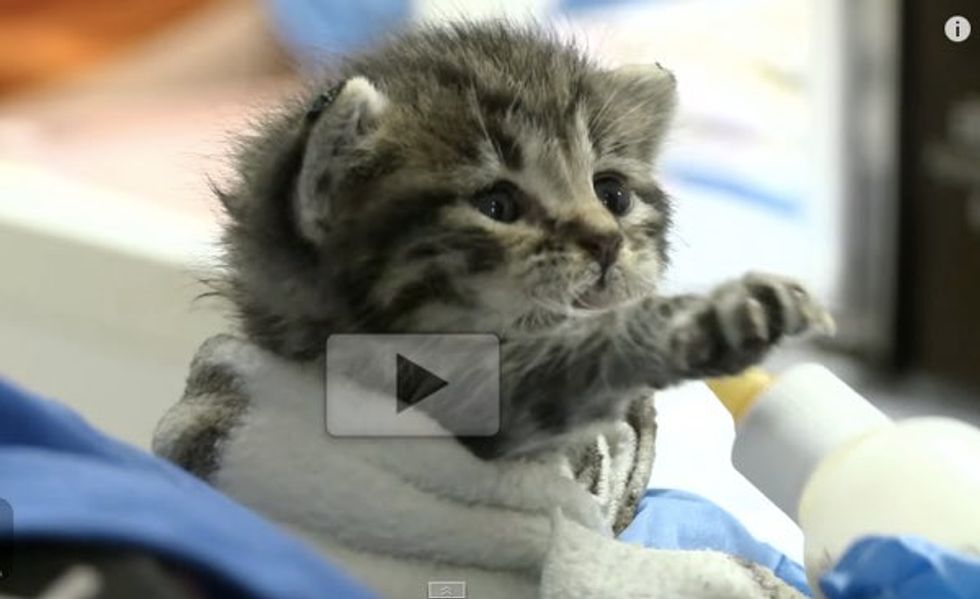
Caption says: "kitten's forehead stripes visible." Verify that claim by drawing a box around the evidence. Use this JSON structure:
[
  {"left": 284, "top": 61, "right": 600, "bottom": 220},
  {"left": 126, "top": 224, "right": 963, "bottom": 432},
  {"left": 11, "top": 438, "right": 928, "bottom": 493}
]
[
  {"left": 481, "top": 96, "right": 591, "bottom": 170},
  {"left": 489, "top": 127, "right": 523, "bottom": 171}
]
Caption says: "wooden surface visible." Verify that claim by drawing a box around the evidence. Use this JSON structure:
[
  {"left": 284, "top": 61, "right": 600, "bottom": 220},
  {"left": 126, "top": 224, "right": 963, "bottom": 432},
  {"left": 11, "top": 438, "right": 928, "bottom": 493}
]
[{"left": 0, "top": 0, "right": 221, "bottom": 94}]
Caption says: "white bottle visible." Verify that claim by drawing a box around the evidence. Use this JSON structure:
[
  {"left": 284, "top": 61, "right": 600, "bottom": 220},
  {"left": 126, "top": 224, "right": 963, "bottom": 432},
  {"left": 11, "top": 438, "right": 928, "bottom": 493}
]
[{"left": 709, "top": 364, "right": 980, "bottom": 593}]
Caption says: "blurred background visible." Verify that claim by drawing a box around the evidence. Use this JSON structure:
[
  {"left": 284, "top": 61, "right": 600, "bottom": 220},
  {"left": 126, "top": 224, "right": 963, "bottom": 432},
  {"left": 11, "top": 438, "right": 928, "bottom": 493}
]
[{"left": 0, "top": 0, "right": 978, "bottom": 447}]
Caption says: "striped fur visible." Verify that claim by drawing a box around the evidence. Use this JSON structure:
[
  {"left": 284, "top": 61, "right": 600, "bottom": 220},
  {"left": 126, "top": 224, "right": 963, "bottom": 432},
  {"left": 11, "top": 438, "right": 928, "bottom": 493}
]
[{"left": 214, "top": 22, "right": 832, "bottom": 457}]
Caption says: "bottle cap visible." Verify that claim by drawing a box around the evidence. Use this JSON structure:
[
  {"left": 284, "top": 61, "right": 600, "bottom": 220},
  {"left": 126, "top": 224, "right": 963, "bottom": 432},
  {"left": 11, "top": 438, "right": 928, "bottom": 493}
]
[{"left": 722, "top": 363, "right": 891, "bottom": 518}]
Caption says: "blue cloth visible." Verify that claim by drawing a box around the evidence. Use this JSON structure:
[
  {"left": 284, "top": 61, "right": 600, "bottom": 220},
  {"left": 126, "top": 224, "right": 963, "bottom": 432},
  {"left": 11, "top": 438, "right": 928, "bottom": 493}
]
[
  {"left": 4, "top": 377, "right": 980, "bottom": 598},
  {"left": 0, "top": 378, "right": 378, "bottom": 599},
  {"left": 622, "top": 487, "right": 980, "bottom": 599},
  {"left": 821, "top": 535, "right": 980, "bottom": 599},
  {"left": 265, "top": 0, "right": 654, "bottom": 63},
  {"left": 266, "top": 0, "right": 410, "bottom": 62},
  {"left": 620, "top": 488, "right": 811, "bottom": 595},
  {"left": 0, "top": 375, "right": 810, "bottom": 597}
]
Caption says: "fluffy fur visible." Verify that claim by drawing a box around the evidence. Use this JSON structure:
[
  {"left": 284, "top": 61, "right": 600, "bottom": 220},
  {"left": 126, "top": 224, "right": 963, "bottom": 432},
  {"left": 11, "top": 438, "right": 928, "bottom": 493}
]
[{"left": 211, "top": 22, "right": 832, "bottom": 458}]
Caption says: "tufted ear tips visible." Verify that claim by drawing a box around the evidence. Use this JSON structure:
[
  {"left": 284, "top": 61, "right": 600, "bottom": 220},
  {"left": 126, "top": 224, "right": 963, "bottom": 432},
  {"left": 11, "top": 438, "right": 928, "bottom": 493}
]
[
  {"left": 612, "top": 63, "right": 676, "bottom": 88},
  {"left": 596, "top": 62, "right": 678, "bottom": 161},
  {"left": 294, "top": 76, "right": 389, "bottom": 245},
  {"left": 338, "top": 76, "right": 388, "bottom": 127},
  {"left": 606, "top": 62, "right": 678, "bottom": 112}
]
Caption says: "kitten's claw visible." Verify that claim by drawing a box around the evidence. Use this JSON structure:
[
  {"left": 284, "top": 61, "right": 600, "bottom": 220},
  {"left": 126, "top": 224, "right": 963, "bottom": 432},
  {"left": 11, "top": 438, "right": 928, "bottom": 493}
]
[
  {"left": 668, "top": 272, "right": 834, "bottom": 376},
  {"left": 737, "top": 272, "right": 836, "bottom": 339}
]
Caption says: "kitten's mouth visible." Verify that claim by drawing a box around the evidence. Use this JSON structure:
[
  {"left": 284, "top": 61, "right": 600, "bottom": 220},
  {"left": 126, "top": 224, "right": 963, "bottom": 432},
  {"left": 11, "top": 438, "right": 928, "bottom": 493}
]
[
  {"left": 571, "top": 283, "right": 619, "bottom": 310},
  {"left": 573, "top": 263, "right": 629, "bottom": 308}
]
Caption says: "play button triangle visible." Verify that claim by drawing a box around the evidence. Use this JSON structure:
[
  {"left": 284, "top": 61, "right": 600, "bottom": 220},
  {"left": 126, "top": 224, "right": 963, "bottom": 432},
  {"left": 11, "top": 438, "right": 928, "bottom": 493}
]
[{"left": 395, "top": 353, "right": 448, "bottom": 413}]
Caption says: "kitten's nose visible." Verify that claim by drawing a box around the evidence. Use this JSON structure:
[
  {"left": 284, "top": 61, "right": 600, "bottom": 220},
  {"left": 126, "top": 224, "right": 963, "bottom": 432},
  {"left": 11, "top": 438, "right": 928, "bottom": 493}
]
[{"left": 579, "top": 232, "right": 623, "bottom": 276}]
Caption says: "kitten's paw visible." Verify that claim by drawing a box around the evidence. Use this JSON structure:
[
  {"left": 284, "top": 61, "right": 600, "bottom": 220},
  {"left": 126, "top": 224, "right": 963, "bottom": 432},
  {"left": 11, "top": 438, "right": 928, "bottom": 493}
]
[
  {"left": 722, "top": 272, "right": 835, "bottom": 340},
  {"left": 670, "top": 272, "right": 834, "bottom": 375}
]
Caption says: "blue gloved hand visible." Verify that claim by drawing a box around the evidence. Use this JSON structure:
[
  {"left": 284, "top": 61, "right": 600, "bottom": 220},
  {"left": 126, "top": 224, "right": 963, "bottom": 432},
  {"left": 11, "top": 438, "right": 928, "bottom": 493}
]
[{"left": 821, "top": 535, "right": 980, "bottom": 599}]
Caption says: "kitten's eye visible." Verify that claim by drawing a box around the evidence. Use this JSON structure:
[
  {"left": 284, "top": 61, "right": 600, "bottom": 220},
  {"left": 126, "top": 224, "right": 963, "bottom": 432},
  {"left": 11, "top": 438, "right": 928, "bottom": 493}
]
[
  {"left": 593, "top": 174, "right": 632, "bottom": 216},
  {"left": 472, "top": 183, "right": 521, "bottom": 223}
]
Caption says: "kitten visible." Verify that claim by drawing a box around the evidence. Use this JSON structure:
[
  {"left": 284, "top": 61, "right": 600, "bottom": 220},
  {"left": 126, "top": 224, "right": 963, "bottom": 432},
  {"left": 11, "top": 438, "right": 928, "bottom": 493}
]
[{"left": 214, "top": 22, "right": 832, "bottom": 458}]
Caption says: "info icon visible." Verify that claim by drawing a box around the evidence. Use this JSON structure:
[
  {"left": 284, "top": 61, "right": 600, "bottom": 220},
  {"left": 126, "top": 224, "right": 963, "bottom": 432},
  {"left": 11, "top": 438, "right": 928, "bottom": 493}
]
[
  {"left": 945, "top": 15, "right": 971, "bottom": 42},
  {"left": 325, "top": 334, "right": 500, "bottom": 437}
]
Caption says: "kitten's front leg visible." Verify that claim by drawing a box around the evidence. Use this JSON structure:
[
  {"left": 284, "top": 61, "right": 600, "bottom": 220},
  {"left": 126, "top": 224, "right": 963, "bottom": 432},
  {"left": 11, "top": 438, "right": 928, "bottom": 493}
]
[
  {"left": 467, "top": 273, "right": 832, "bottom": 458},
  {"left": 661, "top": 272, "right": 834, "bottom": 381}
]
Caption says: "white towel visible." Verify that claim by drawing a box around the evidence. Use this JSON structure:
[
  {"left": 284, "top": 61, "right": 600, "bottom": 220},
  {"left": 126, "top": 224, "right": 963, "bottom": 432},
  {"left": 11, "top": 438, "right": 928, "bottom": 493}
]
[{"left": 154, "top": 336, "right": 803, "bottom": 599}]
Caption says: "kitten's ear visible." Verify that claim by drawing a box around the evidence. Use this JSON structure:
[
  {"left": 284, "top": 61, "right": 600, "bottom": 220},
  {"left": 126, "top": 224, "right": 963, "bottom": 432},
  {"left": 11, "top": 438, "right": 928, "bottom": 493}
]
[
  {"left": 597, "top": 63, "right": 678, "bottom": 159},
  {"left": 295, "top": 77, "right": 388, "bottom": 244}
]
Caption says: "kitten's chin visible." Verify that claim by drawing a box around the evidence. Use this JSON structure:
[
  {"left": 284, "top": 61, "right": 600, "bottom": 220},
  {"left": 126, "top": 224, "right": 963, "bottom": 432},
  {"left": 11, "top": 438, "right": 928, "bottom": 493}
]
[{"left": 570, "top": 276, "right": 653, "bottom": 311}]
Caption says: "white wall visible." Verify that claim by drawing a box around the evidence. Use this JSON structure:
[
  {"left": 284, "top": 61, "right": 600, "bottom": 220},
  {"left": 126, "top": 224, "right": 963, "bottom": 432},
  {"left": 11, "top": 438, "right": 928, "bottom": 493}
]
[{"left": 0, "top": 169, "right": 225, "bottom": 448}]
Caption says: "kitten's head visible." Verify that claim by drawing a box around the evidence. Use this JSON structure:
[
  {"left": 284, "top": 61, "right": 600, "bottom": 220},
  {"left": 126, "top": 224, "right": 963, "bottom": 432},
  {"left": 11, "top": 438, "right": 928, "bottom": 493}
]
[{"left": 219, "top": 23, "right": 677, "bottom": 357}]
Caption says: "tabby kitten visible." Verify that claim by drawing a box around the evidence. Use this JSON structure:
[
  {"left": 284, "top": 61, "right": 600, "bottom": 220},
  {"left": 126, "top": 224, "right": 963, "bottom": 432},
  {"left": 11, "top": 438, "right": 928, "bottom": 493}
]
[{"left": 216, "top": 23, "right": 832, "bottom": 458}]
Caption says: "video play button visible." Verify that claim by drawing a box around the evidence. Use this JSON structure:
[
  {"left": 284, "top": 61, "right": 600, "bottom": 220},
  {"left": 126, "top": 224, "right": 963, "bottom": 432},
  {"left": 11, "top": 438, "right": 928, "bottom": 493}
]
[
  {"left": 396, "top": 354, "right": 448, "bottom": 412},
  {"left": 325, "top": 334, "right": 500, "bottom": 437}
]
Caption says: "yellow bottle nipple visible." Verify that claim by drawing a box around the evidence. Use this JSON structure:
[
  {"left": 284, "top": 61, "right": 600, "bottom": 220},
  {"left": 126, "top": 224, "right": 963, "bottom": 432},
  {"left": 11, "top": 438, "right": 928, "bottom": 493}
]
[{"left": 706, "top": 367, "right": 773, "bottom": 423}]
